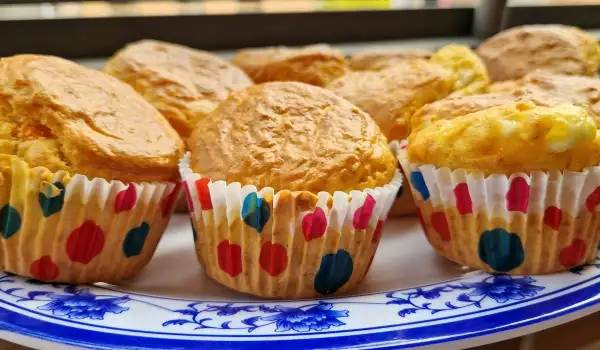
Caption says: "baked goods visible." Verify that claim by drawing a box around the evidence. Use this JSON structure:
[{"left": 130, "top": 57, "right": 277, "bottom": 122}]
[
  {"left": 328, "top": 45, "right": 489, "bottom": 140},
  {"left": 477, "top": 25, "right": 600, "bottom": 82},
  {"left": 0, "top": 55, "right": 184, "bottom": 283},
  {"left": 105, "top": 40, "right": 253, "bottom": 139},
  {"left": 328, "top": 59, "right": 455, "bottom": 140},
  {"left": 181, "top": 82, "right": 402, "bottom": 298},
  {"left": 429, "top": 45, "right": 490, "bottom": 96},
  {"left": 231, "top": 44, "right": 347, "bottom": 86},
  {"left": 349, "top": 49, "right": 433, "bottom": 71},
  {"left": 399, "top": 99, "right": 600, "bottom": 274}
]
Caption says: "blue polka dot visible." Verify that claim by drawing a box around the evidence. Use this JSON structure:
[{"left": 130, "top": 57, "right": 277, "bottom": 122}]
[
  {"left": 478, "top": 228, "right": 524, "bottom": 272},
  {"left": 410, "top": 171, "right": 429, "bottom": 201},
  {"left": 314, "top": 249, "right": 353, "bottom": 295},
  {"left": 241, "top": 192, "right": 270, "bottom": 234}
]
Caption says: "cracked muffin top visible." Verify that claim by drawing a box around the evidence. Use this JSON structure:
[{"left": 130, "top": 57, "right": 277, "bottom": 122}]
[
  {"left": 0, "top": 54, "right": 184, "bottom": 182},
  {"left": 188, "top": 82, "right": 396, "bottom": 193},
  {"left": 105, "top": 40, "right": 254, "bottom": 139}
]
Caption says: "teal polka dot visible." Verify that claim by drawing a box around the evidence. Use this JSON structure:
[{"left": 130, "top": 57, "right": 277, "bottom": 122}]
[
  {"left": 314, "top": 249, "right": 353, "bottom": 295},
  {"left": 241, "top": 192, "right": 270, "bottom": 234},
  {"left": 122, "top": 222, "right": 150, "bottom": 258},
  {"left": 478, "top": 228, "right": 524, "bottom": 272},
  {"left": 38, "top": 182, "right": 65, "bottom": 218},
  {"left": 396, "top": 185, "right": 404, "bottom": 198},
  {"left": 0, "top": 205, "right": 21, "bottom": 239}
]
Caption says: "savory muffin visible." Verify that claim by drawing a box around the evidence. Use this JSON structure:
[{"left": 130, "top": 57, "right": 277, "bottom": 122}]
[
  {"left": 328, "top": 45, "right": 489, "bottom": 140},
  {"left": 182, "top": 82, "right": 402, "bottom": 298},
  {"left": 401, "top": 99, "right": 600, "bottom": 274},
  {"left": 349, "top": 49, "right": 433, "bottom": 71},
  {"left": 104, "top": 40, "right": 253, "bottom": 139},
  {"left": 477, "top": 25, "right": 600, "bottom": 81},
  {"left": 0, "top": 55, "right": 184, "bottom": 283},
  {"left": 231, "top": 44, "right": 347, "bottom": 87}
]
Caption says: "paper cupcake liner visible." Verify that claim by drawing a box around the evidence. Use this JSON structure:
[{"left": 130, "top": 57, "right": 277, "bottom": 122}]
[
  {"left": 179, "top": 153, "right": 403, "bottom": 299},
  {"left": 388, "top": 169, "right": 418, "bottom": 217},
  {"left": 398, "top": 142, "right": 600, "bottom": 274},
  {"left": 0, "top": 158, "right": 180, "bottom": 283}
]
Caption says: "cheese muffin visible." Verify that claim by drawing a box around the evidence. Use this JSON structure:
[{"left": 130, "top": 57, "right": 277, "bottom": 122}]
[
  {"left": 0, "top": 55, "right": 184, "bottom": 283},
  {"left": 231, "top": 44, "right": 347, "bottom": 87},
  {"left": 349, "top": 49, "right": 433, "bottom": 71},
  {"left": 328, "top": 45, "right": 489, "bottom": 140},
  {"left": 182, "top": 82, "right": 401, "bottom": 298},
  {"left": 400, "top": 100, "right": 600, "bottom": 274},
  {"left": 477, "top": 25, "right": 600, "bottom": 82},
  {"left": 105, "top": 40, "right": 253, "bottom": 139}
]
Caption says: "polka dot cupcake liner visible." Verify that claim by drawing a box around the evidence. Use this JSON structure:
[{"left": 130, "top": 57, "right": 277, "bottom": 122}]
[
  {"left": 179, "top": 152, "right": 403, "bottom": 299},
  {"left": 0, "top": 158, "right": 181, "bottom": 283},
  {"left": 388, "top": 170, "right": 418, "bottom": 217},
  {"left": 398, "top": 142, "right": 600, "bottom": 274}
]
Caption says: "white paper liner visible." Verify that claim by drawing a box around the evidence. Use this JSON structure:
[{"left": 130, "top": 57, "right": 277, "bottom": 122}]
[
  {"left": 397, "top": 142, "right": 600, "bottom": 274},
  {"left": 179, "top": 150, "right": 403, "bottom": 299},
  {"left": 0, "top": 158, "right": 179, "bottom": 283}
]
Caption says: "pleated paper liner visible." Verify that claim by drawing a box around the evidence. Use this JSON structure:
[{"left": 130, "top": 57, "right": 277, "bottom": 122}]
[
  {"left": 397, "top": 143, "right": 600, "bottom": 274},
  {"left": 0, "top": 158, "right": 181, "bottom": 283},
  {"left": 179, "top": 153, "right": 403, "bottom": 299}
]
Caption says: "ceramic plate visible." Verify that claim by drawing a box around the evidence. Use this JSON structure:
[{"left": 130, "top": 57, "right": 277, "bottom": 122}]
[{"left": 1, "top": 215, "right": 600, "bottom": 350}]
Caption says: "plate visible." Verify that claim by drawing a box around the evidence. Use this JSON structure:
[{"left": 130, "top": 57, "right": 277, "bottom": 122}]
[{"left": 1, "top": 214, "right": 600, "bottom": 349}]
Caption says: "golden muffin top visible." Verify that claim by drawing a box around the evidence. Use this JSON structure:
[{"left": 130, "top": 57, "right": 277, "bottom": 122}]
[
  {"left": 511, "top": 71, "right": 600, "bottom": 119},
  {"left": 349, "top": 49, "right": 433, "bottom": 71},
  {"left": 104, "top": 40, "right": 253, "bottom": 139},
  {"left": 0, "top": 54, "right": 184, "bottom": 182},
  {"left": 411, "top": 93, "right": 518, "bottom": 131},
  {"left": 327, "top": 59, "right": 455, "bottom": 140},
  {"left": 231, "top": 44, "right": 348, "bottom": 87},
  {"left": 188, "top": 82, "right": 396, "bottom": 193},
  {"left": 408, "top": 100, "right": 600, "bottom": 174},
  {"left": 430, "top": 45, "right": 490, "bottom": 95},
  {"left": 477, "top": 25, "right": 600, "bottom": 81}
]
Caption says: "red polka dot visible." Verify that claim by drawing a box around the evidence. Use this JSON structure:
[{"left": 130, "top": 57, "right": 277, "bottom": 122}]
[
  {"left": 30, "top": 256, "right": 59, "bottom": 281},
  {"left": 372, "top": 220, "right": 384, "bottom": 243},
  {"left": 454, "top": 183, "right": 473, "bottom": 215},
  {"left": 114, "top": 183, "right": 137, "bottom": 213},
  {"left": 544, "top": 206, "right": 562, "bottom": 230},
  {"left": 66, "top": 221, "right": 105, "bottom": 264},
  {"left": 431, "top": 212, "right": 451, "bottom": 241},
  {"left": 302, "top": 207, "right": 327, "bottom": 242},
  {"left": 506, "top": 177, "right": 530, "bottom": 213},
  {"left": 161, "top": 182, "right": 182, "bottom": 217},
  {"left": 353, "top": 194, "right": 376, "bottom": 230},
  {"left": 259, "top": 242, "right": 288, "bottom": 277},
  {"left": 560, "top": 239, "right": 587, "bottom": 267},
  {"left": 195, "top": 178, "right": 213, "bottom": 210},
  {"left": 586, "top": 186, "right": 600, "bottom": 212},
  {"left": 183, "top": 182, "right": 195, "bottom": 212},
  {"left": 217, "top": 240, "right": 243, "bottom": 277}
]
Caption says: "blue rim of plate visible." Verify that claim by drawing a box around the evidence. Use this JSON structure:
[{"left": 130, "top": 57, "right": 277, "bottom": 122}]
[{"left": 0, "top": 258, "right": 600, "bottom": 350}]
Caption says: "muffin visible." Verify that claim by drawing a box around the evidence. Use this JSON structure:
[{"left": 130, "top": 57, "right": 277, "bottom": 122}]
[
  {"left": 104, "top": 40, "right": 253, "bottom": 139},
  {"left": 328, "top": 45, "right": 489, "bottom": 141},
  {"left": 400, "top": 99, "right": 600, "bottom": 274},
  {"left": 180, "top": 82, "right": 402, "bottom": 298},
  {"left": 0, "top": 55, "right": 185, "bottom": 283},
  {"left": 231, "top": 44, "right": 347, "bottom": 87},
  {"left": 349, "top": 49, "right": 433, "bottom": 71},
  {"left": 477, "top": 25, "right": 600, "bottom": 82}
]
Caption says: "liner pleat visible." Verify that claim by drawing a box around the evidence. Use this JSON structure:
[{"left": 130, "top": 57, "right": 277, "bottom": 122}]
[
  {"left": 398, "top": 145, "right": 600, "bottom": 274},
  {"left": 0, "top": 158, "right": 179, "bottom": 283},
  {"left": 180, "top": 148, "right": 402, "bottom": 299}
]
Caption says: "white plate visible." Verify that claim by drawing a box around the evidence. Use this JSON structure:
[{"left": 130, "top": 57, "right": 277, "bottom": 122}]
[{"left": 1, "top": 214, "right": 600, "bottom": 349}]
